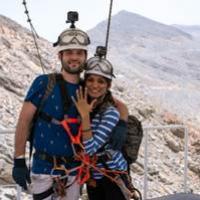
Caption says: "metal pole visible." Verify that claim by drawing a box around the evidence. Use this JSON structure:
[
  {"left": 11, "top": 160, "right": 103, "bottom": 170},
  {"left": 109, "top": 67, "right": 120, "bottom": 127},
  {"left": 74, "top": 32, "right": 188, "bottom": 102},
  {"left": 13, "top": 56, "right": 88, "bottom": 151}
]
[
  {"left": 142, "top": 124, "right": 188, "bottom": 198},
  {"left": 16, "top": 185, "right": 22, "bottom": 200},
  {"left": 144, "top": 124, "right": 185, "bottom": 130},
  {"left": 143, "top": 129, "right": 148, "bottom": 200},
  {"left": 0, "top": 130, "right": 14, "bottom": 134},
  {"left": 183, "top": 127, "right": 189, "bottom": 193}
]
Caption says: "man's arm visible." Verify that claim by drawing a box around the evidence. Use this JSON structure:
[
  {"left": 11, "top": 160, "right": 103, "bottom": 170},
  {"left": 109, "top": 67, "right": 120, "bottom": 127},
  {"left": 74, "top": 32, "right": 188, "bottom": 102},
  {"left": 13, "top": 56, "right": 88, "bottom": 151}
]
[
  {"left": 14, "top": 102, "right": 37, "bottom": 157},
  {"left": 109, "top": 98, "right": 129, "bottom": 150},
  {"left": 114, "top": 98, "right": 129, "bottom": 121}
]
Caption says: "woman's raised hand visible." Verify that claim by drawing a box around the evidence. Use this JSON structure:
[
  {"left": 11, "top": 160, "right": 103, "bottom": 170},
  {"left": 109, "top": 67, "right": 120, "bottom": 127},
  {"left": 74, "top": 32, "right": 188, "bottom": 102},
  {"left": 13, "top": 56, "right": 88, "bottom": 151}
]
[{"left": 72, "top": 87, "right": 96, "bottom": 119}]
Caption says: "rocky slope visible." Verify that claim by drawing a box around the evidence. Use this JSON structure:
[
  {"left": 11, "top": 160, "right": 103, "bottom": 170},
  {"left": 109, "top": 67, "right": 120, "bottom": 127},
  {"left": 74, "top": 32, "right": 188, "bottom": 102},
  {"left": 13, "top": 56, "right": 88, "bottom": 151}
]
[
  {"left": 88, "top": 11, "right": 200, "bottom": 127},
  {"left": 0, "top": 11, "right": 200, "bottom": 199}
]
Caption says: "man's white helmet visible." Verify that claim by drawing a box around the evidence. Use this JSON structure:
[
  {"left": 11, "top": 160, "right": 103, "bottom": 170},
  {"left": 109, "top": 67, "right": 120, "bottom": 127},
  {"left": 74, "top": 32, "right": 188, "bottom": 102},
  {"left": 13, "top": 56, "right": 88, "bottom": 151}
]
[{"left": 54, "top": 28, "right": 90, "bottom": 52}]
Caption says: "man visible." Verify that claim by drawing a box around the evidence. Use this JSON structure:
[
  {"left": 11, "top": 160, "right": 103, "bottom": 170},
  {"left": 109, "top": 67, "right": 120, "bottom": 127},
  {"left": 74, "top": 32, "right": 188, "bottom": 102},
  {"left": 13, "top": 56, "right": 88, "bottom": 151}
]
[
  {"left": 12, "top": 13, "right": 129, "bottom": 199},
  {"left": 12, "top": 22, "right": 90, "bottom": 199}
]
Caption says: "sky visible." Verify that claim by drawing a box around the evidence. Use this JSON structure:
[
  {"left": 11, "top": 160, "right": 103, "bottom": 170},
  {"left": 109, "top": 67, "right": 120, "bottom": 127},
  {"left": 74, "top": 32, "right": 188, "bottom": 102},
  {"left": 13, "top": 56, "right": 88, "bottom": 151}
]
[{"left": 0, "top": 0, "right": 200, "bottom": 42}]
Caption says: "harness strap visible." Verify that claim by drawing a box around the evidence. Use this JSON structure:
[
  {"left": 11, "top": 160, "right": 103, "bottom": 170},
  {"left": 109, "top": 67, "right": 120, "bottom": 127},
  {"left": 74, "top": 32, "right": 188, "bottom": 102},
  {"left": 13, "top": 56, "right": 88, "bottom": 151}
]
[
  {"left": 96, "top": 152, "right": 112, "bottom": 164},
  {"left": 56, "top": 74, "right": 72, "bottom": 113},
  {"left": 33, "top": 187, "right": 54, "bottom": 200},
  {"left": 76, "top": 154, "right": 92, "bottom": 185},
  {"left": 36, "top": 112, "right": 83, "bottom": 154},
  {"left": 38, "top": 111, "right": 81, "bottom": 125},
  {"left": 38, "top": 111, "right": 61, "bottom": 124},
  {"left": 61, "top": 119, "right": 83, "bottom": 146},
  {"left": 32, "top": 176, "right": 74, "bottom": 200}
]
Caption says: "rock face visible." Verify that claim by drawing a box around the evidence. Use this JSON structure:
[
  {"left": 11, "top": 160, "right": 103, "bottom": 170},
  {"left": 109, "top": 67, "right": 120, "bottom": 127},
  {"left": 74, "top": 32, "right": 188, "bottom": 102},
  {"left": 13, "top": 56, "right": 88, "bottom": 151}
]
[
  {"left": 0, "top": 15, "right": 58, "bottom": 128},
  {"left": 0, "top": 11, "right": 200, "bottom": 199},
  {"left": 88, "top": 10, "right": 200, "bottom": 127}
]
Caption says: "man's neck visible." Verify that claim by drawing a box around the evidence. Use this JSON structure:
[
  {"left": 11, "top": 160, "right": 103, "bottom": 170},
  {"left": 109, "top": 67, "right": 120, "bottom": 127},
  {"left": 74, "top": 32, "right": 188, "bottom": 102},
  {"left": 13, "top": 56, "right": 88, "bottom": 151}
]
[{"left": 61, "top": 70, "right": 80, "bottom": 84}]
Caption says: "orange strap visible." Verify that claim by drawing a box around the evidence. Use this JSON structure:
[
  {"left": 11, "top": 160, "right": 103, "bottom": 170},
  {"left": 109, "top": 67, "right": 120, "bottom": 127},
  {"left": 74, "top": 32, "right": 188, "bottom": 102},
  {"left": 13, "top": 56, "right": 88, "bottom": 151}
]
[
  {"left": 51, "top": 152, "right": 127, "bottom": 186},
  {"left": 75, "top": 153, "right": 127, "bottom": 185},
  {"left": 61, "top": 118, "right": 82, "bottom": 145},
  {"left": 76, "top": 154, "right": 93, "bottom": 184},
  {"left": 59, "top": 118, "right": 128, "bottom": 185}
]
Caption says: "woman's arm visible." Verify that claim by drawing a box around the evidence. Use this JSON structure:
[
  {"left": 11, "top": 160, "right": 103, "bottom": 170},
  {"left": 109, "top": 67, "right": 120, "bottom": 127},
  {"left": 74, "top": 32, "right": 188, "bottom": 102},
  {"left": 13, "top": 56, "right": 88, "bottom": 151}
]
[
  {"left": 73, "top": 87, "right": 119, "bottom": 155},
  {"left": 83, "top": 108, "right": 119, "bottom": 155}
]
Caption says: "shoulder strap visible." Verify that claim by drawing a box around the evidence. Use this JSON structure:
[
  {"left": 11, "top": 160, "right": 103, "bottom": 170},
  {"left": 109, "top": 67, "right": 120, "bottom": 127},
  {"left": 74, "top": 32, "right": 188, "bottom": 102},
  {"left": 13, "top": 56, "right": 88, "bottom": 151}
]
[
  {"left": 56, "top": 74, "right": 72, "bottom": 115},
  {"left": 37, "top": 73, "right": 57, "bottom": 114},
  {"left": 31, "top": 73, "right": 57, "bottom": 123}
]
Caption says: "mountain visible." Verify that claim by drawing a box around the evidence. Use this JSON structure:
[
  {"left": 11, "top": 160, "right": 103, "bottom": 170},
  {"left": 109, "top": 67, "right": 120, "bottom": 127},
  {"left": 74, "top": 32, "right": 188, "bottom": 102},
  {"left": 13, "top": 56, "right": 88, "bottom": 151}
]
[
  {"left": 172, "top": 24, "right": 200, "bottom": 39},
  {"left": 0, "top": 11, "right": 200, "bottom": 199},
  {"left": 0, "top": 14, "right": 58, "bottom": 128},
  {"left": 88, "top": 10, "right": 200, "bottom": 126}
]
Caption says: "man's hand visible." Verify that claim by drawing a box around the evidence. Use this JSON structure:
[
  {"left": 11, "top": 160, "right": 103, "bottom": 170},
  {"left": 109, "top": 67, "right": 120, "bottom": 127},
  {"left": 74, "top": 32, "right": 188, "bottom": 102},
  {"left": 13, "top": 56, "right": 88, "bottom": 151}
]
[
  {"left": 12, "top": 158, "right": 31, "bottom": 190},
  {"left": 114, "top": 99, "right": 129, "bottom": 121}
]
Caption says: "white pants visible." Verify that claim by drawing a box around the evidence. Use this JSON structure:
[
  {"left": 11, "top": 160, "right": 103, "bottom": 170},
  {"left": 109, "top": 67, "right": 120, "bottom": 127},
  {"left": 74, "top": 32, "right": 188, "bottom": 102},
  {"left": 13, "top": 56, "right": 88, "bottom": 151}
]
[{"left": 30, "top": 173, "right": 80, "bottom": 200}]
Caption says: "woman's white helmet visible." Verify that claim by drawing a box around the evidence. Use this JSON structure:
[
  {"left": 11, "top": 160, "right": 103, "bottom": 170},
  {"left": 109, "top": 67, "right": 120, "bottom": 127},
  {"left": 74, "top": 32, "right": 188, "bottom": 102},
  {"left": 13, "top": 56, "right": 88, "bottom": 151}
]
[{"left": 85, "top": 46, "right": 115, "bottom": 80}]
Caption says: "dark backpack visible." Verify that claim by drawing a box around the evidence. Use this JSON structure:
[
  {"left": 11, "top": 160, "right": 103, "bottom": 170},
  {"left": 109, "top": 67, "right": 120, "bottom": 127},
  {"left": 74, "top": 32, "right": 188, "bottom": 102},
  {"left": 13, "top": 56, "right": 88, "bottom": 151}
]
[{"left": 122, "top": 115, "right": 143, "bottom": 164}]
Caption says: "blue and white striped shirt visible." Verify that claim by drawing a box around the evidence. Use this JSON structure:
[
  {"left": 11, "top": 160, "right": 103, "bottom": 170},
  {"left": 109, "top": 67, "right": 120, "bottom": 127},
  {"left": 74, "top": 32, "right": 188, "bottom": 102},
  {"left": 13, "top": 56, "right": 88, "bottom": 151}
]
[{"left": 83, "top": 106, "right": 127, "bottom": 179}]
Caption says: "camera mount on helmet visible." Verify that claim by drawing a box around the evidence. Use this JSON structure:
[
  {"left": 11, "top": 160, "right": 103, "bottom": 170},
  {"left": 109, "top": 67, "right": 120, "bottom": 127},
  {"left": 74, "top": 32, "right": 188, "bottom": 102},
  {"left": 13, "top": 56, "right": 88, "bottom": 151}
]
[
  {"left": 53, "top": 10, "right": 90, "bottom": 52},
  {"left": 66, "top": 11, "right": 79, "bottom": 28},
  {"left": 85, "top": 45, "right": 115, "bottom": 80},
  {"left": 95, "top": 46, "right": 107, "bottom": 59}
]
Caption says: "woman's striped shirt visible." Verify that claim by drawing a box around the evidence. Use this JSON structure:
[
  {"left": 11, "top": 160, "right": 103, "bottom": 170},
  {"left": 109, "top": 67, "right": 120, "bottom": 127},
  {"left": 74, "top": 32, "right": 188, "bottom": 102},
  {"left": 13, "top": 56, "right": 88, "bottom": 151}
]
[{"left": 83, "top": 106, "right": 127, "bottom": 179}]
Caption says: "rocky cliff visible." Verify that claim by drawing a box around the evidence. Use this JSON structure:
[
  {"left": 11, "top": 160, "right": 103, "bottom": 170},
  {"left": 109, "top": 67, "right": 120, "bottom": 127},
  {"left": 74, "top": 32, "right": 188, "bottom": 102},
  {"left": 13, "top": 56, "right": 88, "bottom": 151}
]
[{"left": 0, "top": 12, "right": 199, "bottom": 199}]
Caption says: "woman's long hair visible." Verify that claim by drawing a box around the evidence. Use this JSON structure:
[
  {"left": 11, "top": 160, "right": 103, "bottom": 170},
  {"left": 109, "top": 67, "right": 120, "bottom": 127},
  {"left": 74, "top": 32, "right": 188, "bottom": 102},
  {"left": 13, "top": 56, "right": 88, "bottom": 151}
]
[{"left": 84, "top": 74, "right": 115, "bottom": 118}]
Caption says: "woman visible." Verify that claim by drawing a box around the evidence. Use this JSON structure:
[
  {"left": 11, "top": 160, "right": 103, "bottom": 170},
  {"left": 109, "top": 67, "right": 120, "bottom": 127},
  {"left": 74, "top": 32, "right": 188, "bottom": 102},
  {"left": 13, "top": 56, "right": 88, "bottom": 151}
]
[{"left": 72, "top": 53, "right": 129, "bottom": 200}]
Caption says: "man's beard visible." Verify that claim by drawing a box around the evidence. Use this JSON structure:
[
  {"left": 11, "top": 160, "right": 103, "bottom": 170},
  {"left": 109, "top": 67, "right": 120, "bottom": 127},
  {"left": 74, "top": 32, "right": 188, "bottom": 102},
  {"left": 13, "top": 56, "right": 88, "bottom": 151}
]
[{"left": 61, "top": 60, "right": 84, "bottom": 74}]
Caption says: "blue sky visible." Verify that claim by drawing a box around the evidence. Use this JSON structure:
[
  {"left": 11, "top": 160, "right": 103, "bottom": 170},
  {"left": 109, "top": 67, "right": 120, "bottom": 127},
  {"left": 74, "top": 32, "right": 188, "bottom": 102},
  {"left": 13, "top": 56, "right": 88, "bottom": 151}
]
[{"left": 0, "top": 0, "right": 200, "bottom": 42}]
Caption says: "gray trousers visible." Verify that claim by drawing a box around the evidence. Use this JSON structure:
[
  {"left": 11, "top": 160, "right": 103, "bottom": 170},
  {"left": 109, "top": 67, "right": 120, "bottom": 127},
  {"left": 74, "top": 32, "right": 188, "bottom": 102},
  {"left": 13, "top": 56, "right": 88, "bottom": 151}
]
[{"left": 30, "top": 173, "right": 80, "bottom": 200}]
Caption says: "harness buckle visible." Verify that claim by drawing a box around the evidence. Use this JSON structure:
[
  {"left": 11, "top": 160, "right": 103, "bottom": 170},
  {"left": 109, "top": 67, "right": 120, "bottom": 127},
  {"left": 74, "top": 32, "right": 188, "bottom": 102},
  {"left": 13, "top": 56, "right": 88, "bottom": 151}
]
[
  {"left": 61, "top": 156, "right": 67, "bottom": 163},
  {"left": 51, "top": 118, "right": 61, "bottom": 125}
]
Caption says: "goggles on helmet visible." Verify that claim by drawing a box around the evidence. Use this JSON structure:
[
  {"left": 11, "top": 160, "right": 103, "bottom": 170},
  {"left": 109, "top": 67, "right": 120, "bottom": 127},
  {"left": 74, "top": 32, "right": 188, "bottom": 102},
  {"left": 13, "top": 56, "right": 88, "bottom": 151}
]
[
  {"left": 85, "top": 57, "right": 115, "bottom": 80},
  {"left": 54, "top": 28, "right": 90, "bottom": 50}
]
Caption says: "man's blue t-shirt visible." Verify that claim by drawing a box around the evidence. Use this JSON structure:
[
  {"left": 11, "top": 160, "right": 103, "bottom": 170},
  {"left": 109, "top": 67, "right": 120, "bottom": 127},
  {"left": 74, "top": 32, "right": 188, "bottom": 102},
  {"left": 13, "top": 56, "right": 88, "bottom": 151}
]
[{"left": 25, "top": 74, "right": 80, "bottom": 174}]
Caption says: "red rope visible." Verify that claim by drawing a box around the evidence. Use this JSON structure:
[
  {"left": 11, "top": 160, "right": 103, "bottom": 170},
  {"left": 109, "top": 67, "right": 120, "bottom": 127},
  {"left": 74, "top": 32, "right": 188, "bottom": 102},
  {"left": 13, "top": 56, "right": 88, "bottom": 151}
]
[
  {"left": 61, "top": 118, "right": 82, "bottom": 146},
  {"left": 60, "top": 118, "right": 127, "bottom": 186},
  {"left": 75, "top": 153, "right": 127, "bottom": 185}
]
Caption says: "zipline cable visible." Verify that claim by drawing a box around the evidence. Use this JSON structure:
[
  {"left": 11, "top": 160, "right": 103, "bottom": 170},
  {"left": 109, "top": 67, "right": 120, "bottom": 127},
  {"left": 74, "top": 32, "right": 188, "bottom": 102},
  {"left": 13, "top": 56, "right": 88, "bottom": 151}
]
[
  {"left": 105, "top": 0, "right": 114, "bottom": 58},
  {"left": 22, "top": 0, "right": 45, "bottom": 74}
]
